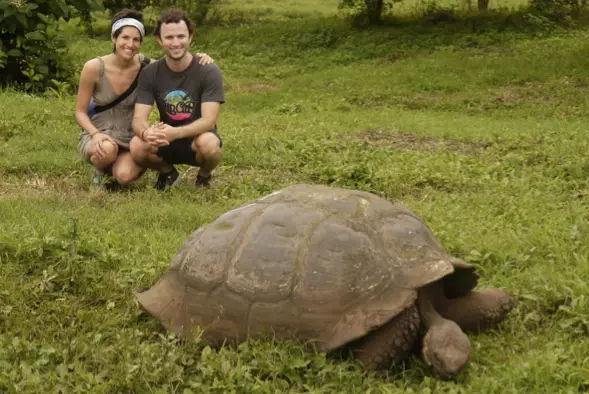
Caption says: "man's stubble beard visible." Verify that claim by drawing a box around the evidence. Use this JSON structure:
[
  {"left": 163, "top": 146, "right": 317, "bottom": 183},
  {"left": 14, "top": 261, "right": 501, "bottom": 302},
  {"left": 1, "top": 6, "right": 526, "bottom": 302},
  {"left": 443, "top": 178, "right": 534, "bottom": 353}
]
[{"left": 167, "top": 48, "right": 188, "bottom": 62}]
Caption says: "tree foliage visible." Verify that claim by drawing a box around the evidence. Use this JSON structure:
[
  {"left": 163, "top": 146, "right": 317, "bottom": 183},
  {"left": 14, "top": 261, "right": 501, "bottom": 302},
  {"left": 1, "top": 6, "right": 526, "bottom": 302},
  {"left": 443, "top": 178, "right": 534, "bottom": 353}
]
[
  {"left": 339, "top": 0, "right": 402, "bottom": 24},
  {"left": 101, "top": 0, "right": 149, "bottom": 14},
  {"left": 0, "top": 0, "right": 99, "bottom": 92},
  {"left": 154, "top": 0, "right": 220, "bottom": 26},
  {"left": 340, "top": 0, "right": 589, "bottom": 24},
  {"left": 528, "top": 0, "right": 588, "bottom": 20},
  {"left": 102, "top": 0, "right": 224, "bottom": 26}
]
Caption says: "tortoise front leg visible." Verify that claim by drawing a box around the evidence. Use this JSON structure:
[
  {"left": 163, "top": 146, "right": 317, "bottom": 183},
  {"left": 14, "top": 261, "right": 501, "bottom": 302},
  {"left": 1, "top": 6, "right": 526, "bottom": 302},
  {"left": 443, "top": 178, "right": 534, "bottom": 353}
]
[
  {"left": 353, "top": 304, "right": 420, "bottom": 370},
  {"left": 436, "top": 288, "right": 515, "bottom": 333},
  {"left": 419, "top": 282, "right": 471, "bottom": 377}
]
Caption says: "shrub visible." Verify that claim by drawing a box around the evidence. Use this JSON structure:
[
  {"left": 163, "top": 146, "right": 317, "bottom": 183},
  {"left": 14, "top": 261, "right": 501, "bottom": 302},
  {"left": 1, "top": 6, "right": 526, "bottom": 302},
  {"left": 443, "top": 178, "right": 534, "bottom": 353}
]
[
  {"left": 0, "top": 0, "right": 99, "bottom": 92},
  {"left": 101, "top": 0, "right": 149, "bottom": 14},
  {"left": 150, "top": 0, "right": 225, "bottom": 26},
  {"left": 101, "top": 0, "right": 226, "bottom": 27},
  {"left": 339, "top": 0, "right": 403, "bottom": 24},
  {"left": 528, "top": 0, "right": 589, "bottom": 21}
]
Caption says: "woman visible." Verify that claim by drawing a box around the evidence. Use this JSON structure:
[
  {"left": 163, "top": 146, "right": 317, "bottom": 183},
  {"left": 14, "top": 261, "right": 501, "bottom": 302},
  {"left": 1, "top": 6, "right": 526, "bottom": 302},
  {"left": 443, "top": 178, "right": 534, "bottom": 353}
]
[{"left": 75, "top": 9, "right": 214, "bottom": 188}]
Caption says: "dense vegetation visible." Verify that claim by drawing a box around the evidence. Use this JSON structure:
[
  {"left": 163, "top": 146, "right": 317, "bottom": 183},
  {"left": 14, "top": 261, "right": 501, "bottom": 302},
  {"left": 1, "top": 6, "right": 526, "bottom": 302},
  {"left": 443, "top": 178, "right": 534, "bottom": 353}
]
[{"left": 2, "top": 0, "right": 589, "bottom": 392}]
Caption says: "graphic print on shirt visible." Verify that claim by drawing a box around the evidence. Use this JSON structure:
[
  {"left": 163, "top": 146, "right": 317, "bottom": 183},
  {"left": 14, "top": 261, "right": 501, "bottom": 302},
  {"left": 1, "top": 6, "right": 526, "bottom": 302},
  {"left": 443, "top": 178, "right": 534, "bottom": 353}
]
[{"left": 164, "top": 89, "right": 195, "bottom": 121}]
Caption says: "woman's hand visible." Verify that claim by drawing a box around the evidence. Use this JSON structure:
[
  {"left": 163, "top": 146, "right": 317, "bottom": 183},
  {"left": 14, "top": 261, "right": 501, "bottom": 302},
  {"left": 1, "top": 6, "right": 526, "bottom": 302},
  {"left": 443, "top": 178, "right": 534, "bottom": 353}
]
[
  {"left": 196, "top": 53, "right": 215, "bottom": 65},
  {"left": 91, "top": 133, "right": 117, "bottom": 160}
]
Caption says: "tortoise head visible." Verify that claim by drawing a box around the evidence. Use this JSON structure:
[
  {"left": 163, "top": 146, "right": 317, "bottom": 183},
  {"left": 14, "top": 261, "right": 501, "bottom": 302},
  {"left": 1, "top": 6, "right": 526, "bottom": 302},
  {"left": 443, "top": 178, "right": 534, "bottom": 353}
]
[{"left": 422, "top": 319, "right": 470, "bottom": 378}]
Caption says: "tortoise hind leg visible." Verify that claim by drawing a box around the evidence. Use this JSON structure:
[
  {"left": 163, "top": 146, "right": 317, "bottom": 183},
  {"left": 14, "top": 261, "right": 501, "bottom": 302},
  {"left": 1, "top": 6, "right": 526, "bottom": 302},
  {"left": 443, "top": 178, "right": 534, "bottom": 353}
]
[
  {"left": 352, "top": 304, "right": 420, "bottom": 370},
  {"left": 437, "top": 288, "right": 516, "bottom": 333}
]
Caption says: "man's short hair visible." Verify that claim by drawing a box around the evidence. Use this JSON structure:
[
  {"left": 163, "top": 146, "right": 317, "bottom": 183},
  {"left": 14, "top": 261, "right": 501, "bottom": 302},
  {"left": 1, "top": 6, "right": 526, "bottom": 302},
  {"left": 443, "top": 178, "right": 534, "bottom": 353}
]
[{"left": 154, "top": 8, "right": 195, "bottom": 37}]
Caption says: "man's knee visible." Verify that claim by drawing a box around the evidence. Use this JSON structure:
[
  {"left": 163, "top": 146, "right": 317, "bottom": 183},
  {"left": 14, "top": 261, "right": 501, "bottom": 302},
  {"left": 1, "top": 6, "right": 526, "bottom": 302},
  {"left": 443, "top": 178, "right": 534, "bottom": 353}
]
[
  {"left": 130, "top": 136, "right": 150, "bottom": 159},
  {"left": 193, "top": 134, "right": 222, "bottom": 159}
]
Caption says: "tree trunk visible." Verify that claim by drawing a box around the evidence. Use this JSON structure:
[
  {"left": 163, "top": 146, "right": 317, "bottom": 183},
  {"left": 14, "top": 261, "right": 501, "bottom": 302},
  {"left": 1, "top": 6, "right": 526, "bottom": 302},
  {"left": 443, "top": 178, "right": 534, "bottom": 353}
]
[
  {"left": 366, "top": 0, "right": 384, "bottom": 24},
  {"left": 478, "top": 0, "right": 489, "bottom": 11}
]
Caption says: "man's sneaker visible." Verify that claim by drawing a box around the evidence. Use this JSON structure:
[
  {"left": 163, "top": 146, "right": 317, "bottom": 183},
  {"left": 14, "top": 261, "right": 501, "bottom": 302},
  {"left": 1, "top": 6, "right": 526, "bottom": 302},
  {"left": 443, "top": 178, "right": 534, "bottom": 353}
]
[
  {"left": 155, "top": 167, "right": 180, "bottom": 190},
  {"left": 195, "top": 173, "right": 212, "bottom": 187}
]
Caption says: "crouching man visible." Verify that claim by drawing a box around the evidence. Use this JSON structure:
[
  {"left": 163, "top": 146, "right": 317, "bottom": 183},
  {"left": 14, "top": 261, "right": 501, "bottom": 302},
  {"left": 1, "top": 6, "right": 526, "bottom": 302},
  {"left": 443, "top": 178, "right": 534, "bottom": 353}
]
[{"left": 130, "top": 8, "right": 224, "bottom": 190}]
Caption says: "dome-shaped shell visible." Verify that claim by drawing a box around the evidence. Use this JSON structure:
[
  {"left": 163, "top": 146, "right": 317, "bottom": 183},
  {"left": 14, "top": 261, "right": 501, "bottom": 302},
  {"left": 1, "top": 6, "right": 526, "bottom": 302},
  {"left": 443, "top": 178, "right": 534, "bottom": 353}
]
[{"left": 137, "top": 184, "right": 476, "bottom": 351}]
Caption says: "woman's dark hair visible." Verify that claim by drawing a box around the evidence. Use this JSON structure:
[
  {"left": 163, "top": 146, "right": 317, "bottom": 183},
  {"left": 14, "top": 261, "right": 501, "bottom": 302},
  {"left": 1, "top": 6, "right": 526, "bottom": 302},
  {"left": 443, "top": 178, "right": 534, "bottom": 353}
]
[
  {"left": 154, "top": 8, "right": 194, "bottom": 37},
  {"left": 111, "top": 9, "right": 144, "bottom": 52}
]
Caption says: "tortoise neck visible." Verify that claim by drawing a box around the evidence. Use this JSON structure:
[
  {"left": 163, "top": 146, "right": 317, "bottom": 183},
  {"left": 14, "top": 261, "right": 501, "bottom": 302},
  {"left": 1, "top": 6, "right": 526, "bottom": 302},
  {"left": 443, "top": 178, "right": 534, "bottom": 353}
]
[{"left": 418, "top": 282, "right": 446, "bottom": 327}]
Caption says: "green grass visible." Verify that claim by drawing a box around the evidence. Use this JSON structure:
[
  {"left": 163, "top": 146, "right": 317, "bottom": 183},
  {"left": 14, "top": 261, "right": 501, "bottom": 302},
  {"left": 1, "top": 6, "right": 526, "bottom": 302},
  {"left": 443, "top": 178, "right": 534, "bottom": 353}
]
[{"left": 3, "top": 3, "right": 589, "bottom": 392}]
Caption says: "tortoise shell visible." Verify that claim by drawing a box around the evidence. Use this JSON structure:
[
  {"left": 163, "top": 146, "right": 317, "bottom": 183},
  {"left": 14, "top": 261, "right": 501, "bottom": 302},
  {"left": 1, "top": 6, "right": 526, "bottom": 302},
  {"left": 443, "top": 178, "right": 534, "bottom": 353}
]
[{"left": 137, "top": 184, "right": 477, "bottom": 350}]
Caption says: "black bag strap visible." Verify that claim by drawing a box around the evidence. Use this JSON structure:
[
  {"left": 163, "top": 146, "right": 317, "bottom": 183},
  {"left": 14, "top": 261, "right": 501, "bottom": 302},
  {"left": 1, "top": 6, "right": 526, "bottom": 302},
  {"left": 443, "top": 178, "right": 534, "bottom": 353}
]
[{"left": 93, "top": 56, "right": 151, "bottom": 115}]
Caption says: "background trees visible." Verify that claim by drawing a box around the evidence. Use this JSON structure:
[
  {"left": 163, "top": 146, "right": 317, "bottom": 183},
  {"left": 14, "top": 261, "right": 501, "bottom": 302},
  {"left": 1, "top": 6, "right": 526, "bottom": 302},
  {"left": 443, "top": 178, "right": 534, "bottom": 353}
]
[{"left": 1, "top": 0, "right": 588, "bottom": 92}]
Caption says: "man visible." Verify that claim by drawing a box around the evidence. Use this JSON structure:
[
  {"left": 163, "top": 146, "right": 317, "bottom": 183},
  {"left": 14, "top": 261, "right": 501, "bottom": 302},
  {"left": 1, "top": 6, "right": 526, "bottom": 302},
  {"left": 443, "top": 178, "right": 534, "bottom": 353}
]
[{"left": 130, "top": 8, "right": 224, "bottom": 190}]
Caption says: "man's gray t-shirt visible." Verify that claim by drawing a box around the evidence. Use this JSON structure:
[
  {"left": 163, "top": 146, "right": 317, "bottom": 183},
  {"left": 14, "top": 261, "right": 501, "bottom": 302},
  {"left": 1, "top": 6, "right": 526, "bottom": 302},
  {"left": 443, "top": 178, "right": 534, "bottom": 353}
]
[{"left": 136, "top": 55, "right": 224, "bottom": 127}]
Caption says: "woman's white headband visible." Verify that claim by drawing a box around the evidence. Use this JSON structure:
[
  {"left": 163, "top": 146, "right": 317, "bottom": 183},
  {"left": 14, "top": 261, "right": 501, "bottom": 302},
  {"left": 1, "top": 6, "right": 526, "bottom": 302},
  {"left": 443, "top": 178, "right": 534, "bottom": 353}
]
[{"left": 112, "top": 18, "right": 145, "bottom": 39}]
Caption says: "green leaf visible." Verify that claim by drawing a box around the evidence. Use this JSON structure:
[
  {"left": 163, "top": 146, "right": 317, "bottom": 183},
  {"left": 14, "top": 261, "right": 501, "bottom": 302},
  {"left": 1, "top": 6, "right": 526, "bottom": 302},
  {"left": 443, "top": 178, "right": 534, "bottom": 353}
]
[
  {"left": 36, "top": 65, "right": 49, "bottom": 75},
  {"left": 7, "top": 49, "right": 23, "bottom": 57},
  {"left": 25, "top": 31, "right": 46, "bottom": 41},
  {"left": 291, "top": 358, "right": 310, "bottom": 368},
  {"left": 37, "top": 13, "right": 50, "bottom": 23},
  {"left": 16, "top": 12, "right": 27, "bottom": 28},
  {"left": 58, "top": 3, "right": 69, "bottom": 17},
  {"left": 3, "top": 8, "right": 16, "bottom": 19}
]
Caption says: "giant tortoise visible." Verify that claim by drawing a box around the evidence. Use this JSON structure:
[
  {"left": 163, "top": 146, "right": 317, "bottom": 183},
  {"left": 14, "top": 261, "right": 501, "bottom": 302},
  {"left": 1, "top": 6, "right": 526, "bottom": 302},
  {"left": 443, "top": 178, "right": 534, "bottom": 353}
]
[{"left": 137, "top": 184, "right": 515, "bottom": 376}]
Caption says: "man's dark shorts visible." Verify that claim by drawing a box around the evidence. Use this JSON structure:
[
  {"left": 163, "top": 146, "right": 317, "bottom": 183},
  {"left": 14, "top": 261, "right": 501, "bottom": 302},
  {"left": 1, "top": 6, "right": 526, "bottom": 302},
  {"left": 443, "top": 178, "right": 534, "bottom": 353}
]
[{"left": 156, "top": 129, "right": 223, "bottom": 166}]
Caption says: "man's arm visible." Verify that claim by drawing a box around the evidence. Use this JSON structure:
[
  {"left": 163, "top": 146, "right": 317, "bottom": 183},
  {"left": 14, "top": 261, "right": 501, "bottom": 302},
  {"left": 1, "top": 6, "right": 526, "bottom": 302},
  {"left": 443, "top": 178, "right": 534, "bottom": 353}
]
[
  {"left": 166, "top": 102, "right": 221, "bottom": 140},
  {"left": 133, "top": 103, "right": 171, "bottom": 147},
  {"left": 132, "top": 103, "right": 154, "bottom": 139},
  {"left": 133, "top": 65, "right": 158, "bottom": 141}
]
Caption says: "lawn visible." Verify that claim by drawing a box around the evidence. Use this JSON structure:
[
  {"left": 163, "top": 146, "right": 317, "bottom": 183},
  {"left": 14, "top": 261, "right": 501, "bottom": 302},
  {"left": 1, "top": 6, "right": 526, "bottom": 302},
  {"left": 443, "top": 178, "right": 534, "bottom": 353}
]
[{"left": 1, "top": 1, "right": 589, "bottom": 392}]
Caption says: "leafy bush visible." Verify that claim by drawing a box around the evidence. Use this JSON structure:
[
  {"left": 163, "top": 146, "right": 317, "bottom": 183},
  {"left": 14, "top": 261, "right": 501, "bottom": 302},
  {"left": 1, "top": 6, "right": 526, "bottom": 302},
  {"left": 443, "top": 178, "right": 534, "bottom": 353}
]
[
  {"left": 0, "top": 0, "right": 99, "bottom": 92},
  {"left": 528, "top": 0, "right": 589, "bottom": 21},
  {"left": 101, "top": 0, "right": 149, "bottom": 14},
  {"left": 100, "top": 0, "right": 225, "bottom": 26},
  {"left": 150, "top": 0, "right": 225, "bottom": 26},
  {"left": 339, "top": 0, "right": 403, "bottom": 24}
]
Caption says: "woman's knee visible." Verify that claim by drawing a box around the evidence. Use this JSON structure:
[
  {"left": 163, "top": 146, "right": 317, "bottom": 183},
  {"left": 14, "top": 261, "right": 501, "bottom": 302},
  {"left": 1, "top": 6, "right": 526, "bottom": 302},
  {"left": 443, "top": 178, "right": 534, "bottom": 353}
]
[
  {"left": 114, "top": 168, "right": 137, "bottom": 185},
  {"left": 113, "top": 152, "right": 144, "bottom": 184},
  {"left": 90, "top": 140, "right": 118, "bottom": 167}
]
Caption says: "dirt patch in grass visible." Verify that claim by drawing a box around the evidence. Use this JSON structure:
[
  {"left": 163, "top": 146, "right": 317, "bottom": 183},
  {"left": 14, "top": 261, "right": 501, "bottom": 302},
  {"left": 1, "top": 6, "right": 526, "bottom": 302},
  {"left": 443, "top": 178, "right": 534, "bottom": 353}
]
[
  {"left": 490, "top": 85, "right": 553, "bottom": 105},
  {"left": 490, "top": 78, "right": 589, "bottom": 104},
  {"left": 340, "top": 130, "right": 489, "bottom": 155},
  {"left": 0, "top": 172, "right": 91, "bottom": 200},
  {"left": 374, "top": 51, "right": 407, "bottom": 64},
  {"left": 397, "top": 77, "right": 589, "bottom": 115}
]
